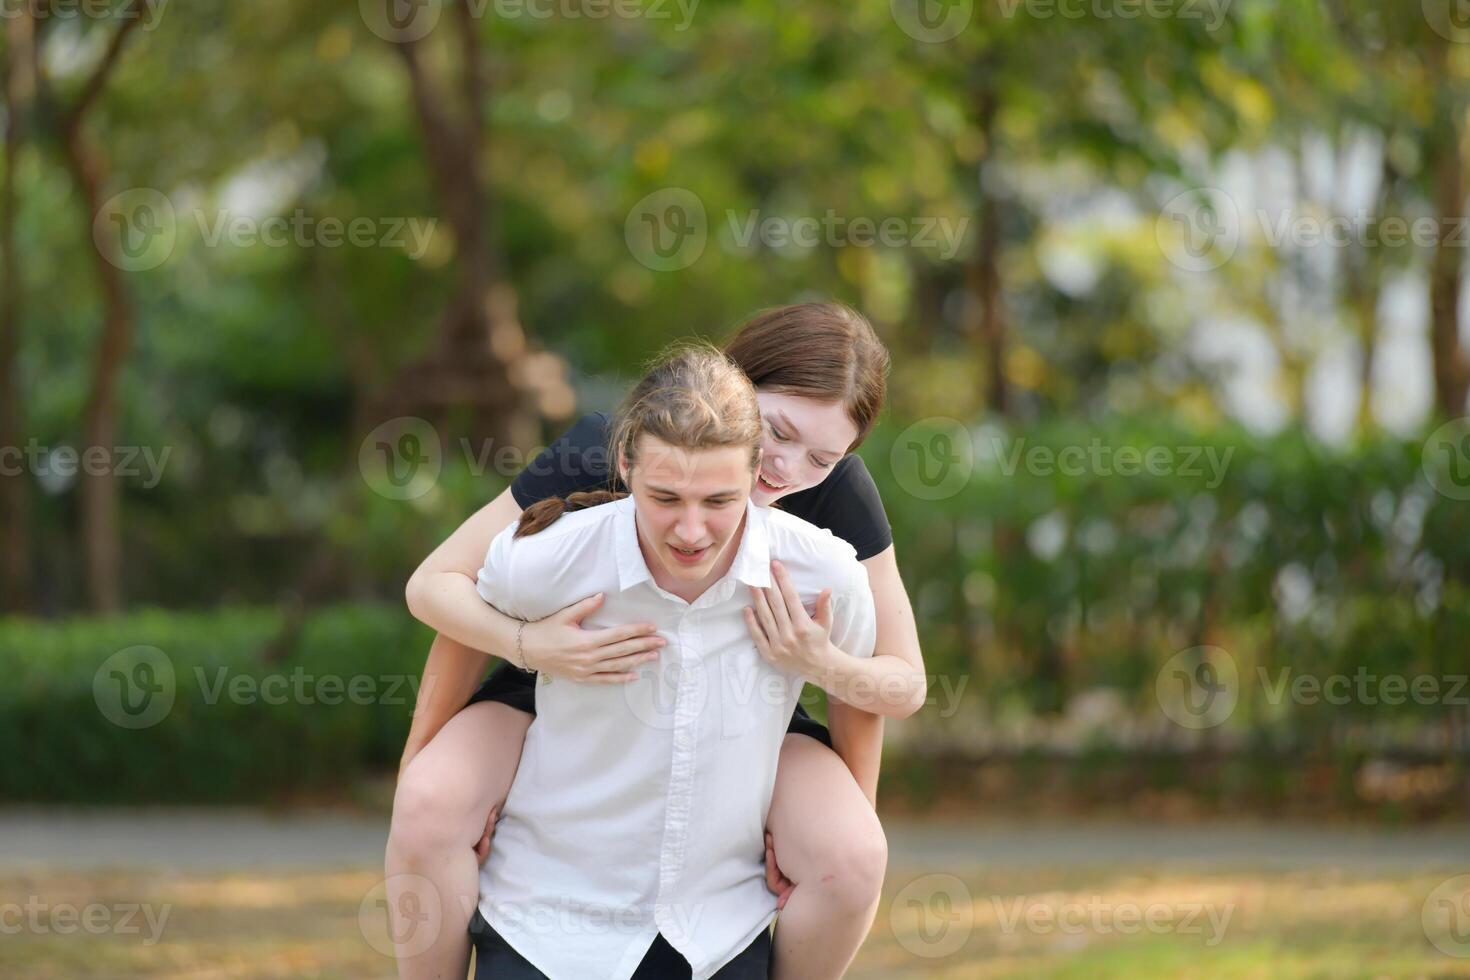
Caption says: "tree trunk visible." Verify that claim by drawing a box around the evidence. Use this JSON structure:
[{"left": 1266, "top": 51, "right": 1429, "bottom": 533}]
[
  {"left": 59, "top": 121, "right": 131, "bottom": 613},
  {"left": 965, "top": 75, "right": 1010, "bottom": 417},
  {"left": 378, "top": 1, "right": 570, "bottom": 449},
  {"left": 40, "top": 1, "right": 148, "bottom": 612},
  {"left": 1429, "top": 134, "right": 1470, "bottom": 419},
  {"left": 1428, "top": 36, "right": 1470, "bottom": 420},
  {"left": 0, "top": 13, "right": 35, "bottom": 611}
]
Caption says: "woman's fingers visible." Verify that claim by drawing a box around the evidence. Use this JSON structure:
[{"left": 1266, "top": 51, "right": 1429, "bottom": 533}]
[
  {"left": 587, "top": 636, "right": 665, "bottom": 665},
  {"left": 583, "top": 670, "right": 644, "bottom": 685},
  {"left": 583, "top": 620, "right": 663, "bottom": 645},
  {"left": 744, "top": 607, "right": 773, "bottom": 659},
  {"left": 749, "top": 586, "right": 780, "bottom": 644},
  {"left": 771, "top": 559, "right": 808, "bottom": 626}
]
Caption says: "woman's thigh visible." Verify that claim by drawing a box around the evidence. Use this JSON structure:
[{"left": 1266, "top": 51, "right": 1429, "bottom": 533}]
[
  {"left": 393, "top": 700, "right": 533, "bottom": 841},
  {"left": 765, "top": 733, "right": 887, "bottom": 884}
]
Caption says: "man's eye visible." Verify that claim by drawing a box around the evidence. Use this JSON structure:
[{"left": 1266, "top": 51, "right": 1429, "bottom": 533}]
[{"left": 654, "top": 496, "right": 678, "bottom": 505}]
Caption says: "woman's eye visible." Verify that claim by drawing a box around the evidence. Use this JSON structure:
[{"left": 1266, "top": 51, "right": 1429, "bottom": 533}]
[
  {"left": 771, "top": 427, "right": 789, "bottom": 442},
  {"left": 812, "top": 457, "right": 835, "bottom": 469}
]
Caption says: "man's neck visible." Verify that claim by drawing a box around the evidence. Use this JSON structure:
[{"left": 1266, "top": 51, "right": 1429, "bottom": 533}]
[{"left": 637, "top": 510, "right": 747, "bottom": 604}]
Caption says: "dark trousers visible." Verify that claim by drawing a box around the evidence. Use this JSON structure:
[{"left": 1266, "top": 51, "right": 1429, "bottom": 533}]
[{"left": 469, "top": 910, "right": 771, "bottom": 979}]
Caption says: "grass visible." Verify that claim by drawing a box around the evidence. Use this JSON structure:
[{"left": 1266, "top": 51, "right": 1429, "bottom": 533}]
[{"left": 3, "top": 865, "right": 1468, "bottom": 978}]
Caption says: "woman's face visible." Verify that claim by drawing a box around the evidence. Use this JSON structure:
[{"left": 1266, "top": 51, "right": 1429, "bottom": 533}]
[{"left": 750, "top": 390, "right": 860, "bottom": 506}]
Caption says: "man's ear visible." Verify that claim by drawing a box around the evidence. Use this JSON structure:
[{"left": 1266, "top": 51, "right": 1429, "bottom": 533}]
[{"left": 617, "top": 452, "right": 630, "bottom": 486}]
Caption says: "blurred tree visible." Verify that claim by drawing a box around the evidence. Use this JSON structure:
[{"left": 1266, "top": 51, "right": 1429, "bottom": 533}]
[{"left": 0, "top": 14, "right": 35, "bottom": 611}]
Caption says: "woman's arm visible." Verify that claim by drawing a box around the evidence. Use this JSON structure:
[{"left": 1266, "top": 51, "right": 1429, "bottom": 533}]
[
  {"left": 749, "top": 547, "right": 927, "bottom": 720},
  {"left": 400, "top": 486, "right": 666, "bottom": 774},
  {"left": 827, "top": 546, "right": 924, "bottom": 803},
  {"left": 398, "top": 487, "right": 525, "bottom": 774},
  {"left": 748, "top": 544, "right": 925, "bottom": 802}
]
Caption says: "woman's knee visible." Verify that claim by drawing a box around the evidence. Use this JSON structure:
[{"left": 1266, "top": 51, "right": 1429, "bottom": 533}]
[
  {"left": 388, "top": 763, "right": 480, "bottom": 860},
  {"left": 788, "top": 805, "right": 887, "bottom": 912}
]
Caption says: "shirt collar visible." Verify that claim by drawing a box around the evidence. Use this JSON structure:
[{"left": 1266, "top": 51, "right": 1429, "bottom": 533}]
[{"left": 614, "top": 494, "right": 772, "bottom": 595}]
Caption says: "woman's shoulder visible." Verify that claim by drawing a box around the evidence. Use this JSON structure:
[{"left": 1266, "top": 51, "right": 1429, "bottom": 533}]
[{"left": 776, "top": 453, "right": 893, "bottom": 561}]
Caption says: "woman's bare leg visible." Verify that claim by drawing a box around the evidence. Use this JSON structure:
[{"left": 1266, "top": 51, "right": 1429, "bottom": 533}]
[
  {"left": 765, "top": 732, "right": 888, "bottom": 980},
  {"left": 385, "top": 700, "right": 533, "bottom": 980}
]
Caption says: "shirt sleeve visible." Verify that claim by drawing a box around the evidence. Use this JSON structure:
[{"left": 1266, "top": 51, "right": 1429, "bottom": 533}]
[
  {"left": 827, "top": 559, "right": 878, "bottom": 661},
  {"left": 510, "top": 412, "right": 614, "bottom": 509},
  {"left": 475, "top": 524, "right": 525, "bottom": 619}
]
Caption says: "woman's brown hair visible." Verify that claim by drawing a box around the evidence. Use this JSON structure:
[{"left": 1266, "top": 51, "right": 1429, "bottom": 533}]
[
  {"left": 516, "top": 343, "right": 762, "bottom": 538},
  {"left": 723, "top": 302, "right": 889, "bottom": 450}
]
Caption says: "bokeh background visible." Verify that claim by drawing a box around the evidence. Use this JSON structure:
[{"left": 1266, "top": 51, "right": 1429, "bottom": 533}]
[{"left": 4, "top": 0, "right": 1470, "bottom": 976}]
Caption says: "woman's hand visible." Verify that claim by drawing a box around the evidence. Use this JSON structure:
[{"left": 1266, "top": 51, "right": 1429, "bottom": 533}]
[
  {"left": 763, "top": 831, "right": 794, "bottom": 910},
  {"left": 520, "top": 592, "right": 666, "bottom": 683},
  {"left": 745, "top": 559, "right": 838, "bottom": 681}
]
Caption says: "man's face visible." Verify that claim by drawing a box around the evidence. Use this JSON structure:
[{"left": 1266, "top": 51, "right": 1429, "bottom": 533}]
[{"left": 623, "top": 435, "right": 754, "bottom": 588}]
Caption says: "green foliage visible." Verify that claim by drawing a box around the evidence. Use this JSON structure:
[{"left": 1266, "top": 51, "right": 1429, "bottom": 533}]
[{"left": 0, "top": 604, "right": 430, "bottom": 802}]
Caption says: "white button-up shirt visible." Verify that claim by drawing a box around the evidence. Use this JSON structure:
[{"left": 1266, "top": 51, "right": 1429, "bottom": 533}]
[{"left": 474, "top": 494, "right": 876, "bottom": 980}]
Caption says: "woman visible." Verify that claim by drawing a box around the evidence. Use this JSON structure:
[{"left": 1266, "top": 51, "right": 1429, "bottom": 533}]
[{"left": 388, "top": 303, "right": 927, "bottom": 979}]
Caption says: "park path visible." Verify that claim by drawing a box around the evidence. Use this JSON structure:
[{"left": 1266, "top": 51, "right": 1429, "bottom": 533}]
[{"left": 2, "top": 807, "right": 1467, "bottom": 872}]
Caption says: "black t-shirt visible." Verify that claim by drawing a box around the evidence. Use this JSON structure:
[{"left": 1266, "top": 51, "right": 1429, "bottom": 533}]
[{"left": 511, "top": 412, "right": 893, "bottom": 561}]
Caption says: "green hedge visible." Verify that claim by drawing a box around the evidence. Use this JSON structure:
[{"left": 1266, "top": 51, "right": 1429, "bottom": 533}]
[{"left": 0, "top": 604, "right": 430, "bottom": 803}]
